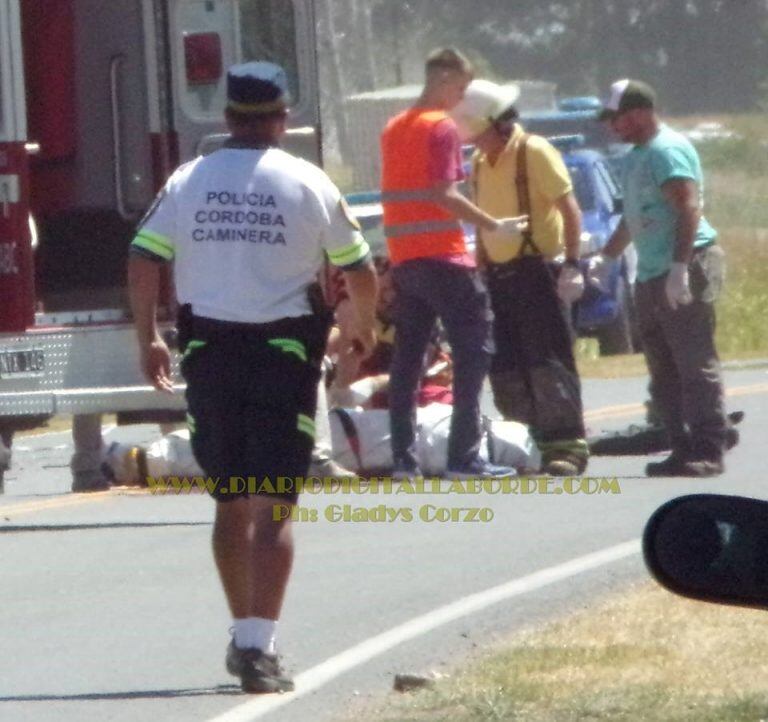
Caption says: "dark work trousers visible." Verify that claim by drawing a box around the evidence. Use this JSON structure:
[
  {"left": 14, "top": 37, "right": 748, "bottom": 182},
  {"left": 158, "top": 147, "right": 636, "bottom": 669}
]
[
  {"left": 635, "top": 244, "right": 727, "bottom": 461},
  {"left": 486, "top": 256, "right": 586, "bottom": 444},
  {"left": 389, "top": 258, "right": 493, "bottom": 470}
]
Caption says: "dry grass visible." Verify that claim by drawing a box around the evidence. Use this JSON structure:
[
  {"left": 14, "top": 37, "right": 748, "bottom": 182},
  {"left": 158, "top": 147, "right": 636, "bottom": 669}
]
[
  {"left": 358, "top": 582, "right": 768, "bottom": 721},
  {"left": 711, "top": 225, "right": 768, "bottom": 358}
]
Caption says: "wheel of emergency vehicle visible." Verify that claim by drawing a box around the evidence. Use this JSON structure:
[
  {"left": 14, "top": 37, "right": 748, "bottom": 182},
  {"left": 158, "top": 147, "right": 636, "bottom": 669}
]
[{"left": 597, "top": 274, "right": 634, "bottom": 356}]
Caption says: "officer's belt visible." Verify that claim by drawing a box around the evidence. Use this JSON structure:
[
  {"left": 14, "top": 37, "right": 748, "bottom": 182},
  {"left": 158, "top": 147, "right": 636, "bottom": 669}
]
[{"left": 185, "top": 312, "right": 320, "bottom": 339}]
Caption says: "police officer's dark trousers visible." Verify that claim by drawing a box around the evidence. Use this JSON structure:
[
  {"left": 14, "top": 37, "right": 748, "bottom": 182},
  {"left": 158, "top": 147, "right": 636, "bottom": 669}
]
[{"left": 178, "top": 308, "right": 330, "bottom": 502}]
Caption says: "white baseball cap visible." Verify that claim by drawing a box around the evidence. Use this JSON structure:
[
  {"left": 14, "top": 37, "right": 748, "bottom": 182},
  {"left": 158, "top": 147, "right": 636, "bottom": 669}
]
[
  {"left": 598, "top": 79, "right": 656, "bottom": 120},
  {"left": 450, "top": 79, "right": 520, "bottom": 141}
]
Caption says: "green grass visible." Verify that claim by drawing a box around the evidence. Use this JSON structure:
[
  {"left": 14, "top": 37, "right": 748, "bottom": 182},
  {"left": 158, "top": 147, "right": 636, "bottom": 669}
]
[
  {"left": 714, "top": 229, "right": 768, "bottom": 355},
  {"left": 696, "top": 116, "right": 768, "bottom": 356},
  {"left": 349, "top": 583, "right": 768, "bottom": 721},
  {"left": 632, "top": 114, "right": 768, "bottom": 357}
]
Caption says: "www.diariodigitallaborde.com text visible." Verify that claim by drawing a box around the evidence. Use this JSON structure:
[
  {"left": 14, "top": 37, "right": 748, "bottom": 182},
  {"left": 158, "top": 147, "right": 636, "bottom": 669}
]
[
  {"left": 146, "top": 476, "right": 622, "bottom": 523},
  {"left": 146, "top": 475, "right": 621, "bottom": 496}
]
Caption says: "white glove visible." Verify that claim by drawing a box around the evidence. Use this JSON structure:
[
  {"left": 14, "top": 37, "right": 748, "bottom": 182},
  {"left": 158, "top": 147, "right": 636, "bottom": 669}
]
[
  {"left": 495, "top": 215, "right": 529, "bottom": 236},
  {"left": 557, "top": 264, "right": 585, "bottom": 304},
  {"left": 586, "top": 253, "right": 613, "bottom": 293},
  {"left": 665, "top": 261, "right": 693, "bottom": 310}
]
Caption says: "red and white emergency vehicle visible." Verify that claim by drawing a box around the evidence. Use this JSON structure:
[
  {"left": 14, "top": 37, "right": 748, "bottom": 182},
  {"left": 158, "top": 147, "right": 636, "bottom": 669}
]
[{"left": 0, "top": 1, "right": 320, "bottom": 427}]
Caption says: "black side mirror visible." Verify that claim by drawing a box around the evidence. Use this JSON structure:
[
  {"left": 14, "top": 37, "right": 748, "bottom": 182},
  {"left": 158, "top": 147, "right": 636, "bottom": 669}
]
[
  {"left": 613, "top": 197, "right": 623, "bottom": 214},
  {"left": 643, "top": 494, "right": 768, "bottom": 610}
]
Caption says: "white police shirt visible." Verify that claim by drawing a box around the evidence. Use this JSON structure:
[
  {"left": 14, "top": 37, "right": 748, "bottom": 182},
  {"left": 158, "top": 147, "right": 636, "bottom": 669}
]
[{"left": 131, "top": 147, "right": 370, "bottom": 323}]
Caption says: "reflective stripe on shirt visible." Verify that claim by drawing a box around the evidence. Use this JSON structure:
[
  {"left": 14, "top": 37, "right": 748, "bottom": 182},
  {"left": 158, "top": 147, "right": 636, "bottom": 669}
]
[
  {"left": 380, "top": 188, "right": 434, "bottom": 203},
  {"left": 384, "top": 219, "right": 462, "bottom": 239},
  {"left": 132, "top": 229, "right": 175, "bottom": 261}
]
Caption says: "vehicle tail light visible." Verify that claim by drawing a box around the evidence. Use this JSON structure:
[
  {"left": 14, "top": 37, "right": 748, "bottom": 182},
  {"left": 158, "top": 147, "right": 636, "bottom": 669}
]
[{"left": 184, "top": 32, "right": 223, "bottom": 85}]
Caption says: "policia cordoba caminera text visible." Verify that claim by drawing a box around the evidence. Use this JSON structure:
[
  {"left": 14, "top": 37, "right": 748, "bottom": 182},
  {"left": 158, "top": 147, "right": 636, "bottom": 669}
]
[{"left": 192, "top": 191, "right": 287, "bottom": 244}]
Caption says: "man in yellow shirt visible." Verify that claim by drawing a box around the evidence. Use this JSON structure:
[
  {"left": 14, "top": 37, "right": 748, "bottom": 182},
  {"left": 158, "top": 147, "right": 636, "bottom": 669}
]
[{"left": 452, "top": 80, "right": 589, "bottom": 475}]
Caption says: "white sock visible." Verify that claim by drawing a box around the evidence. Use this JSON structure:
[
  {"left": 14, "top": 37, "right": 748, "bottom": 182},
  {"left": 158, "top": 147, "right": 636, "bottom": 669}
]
[{"left": 233, "top": 617, "right": 277, "bottom": 653}]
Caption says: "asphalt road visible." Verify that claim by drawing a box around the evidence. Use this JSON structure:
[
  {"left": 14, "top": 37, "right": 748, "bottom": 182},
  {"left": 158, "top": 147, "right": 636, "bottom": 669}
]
[{"left": 1, "top": 368, "right": 766, "bottom": 722}]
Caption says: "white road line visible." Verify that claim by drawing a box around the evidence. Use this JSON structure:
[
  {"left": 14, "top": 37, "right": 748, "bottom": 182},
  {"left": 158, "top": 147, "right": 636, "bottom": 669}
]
[{"left": 207, "top": 539, "right": 641, "bottom": 722}]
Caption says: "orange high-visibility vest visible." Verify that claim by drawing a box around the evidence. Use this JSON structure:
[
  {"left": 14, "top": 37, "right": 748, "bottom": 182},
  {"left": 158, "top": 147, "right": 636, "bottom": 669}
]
[{"left": 380, "top": 109, "right": 466, "bottom": 264}]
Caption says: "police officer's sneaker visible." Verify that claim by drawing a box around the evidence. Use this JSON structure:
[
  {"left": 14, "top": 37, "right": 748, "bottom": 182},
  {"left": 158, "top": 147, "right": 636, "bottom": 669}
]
[
  {"left": 446, "top": 459, "right": 515, "bottom": 480},
  {"left": 225, "top": 641, "right": 294, "bottom": 694}
]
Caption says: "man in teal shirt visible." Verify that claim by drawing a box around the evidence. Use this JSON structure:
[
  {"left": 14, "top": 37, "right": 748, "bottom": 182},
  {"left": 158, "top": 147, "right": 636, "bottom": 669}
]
[{"left": 591, "top": 79, "right": 727, "bottom": 476}]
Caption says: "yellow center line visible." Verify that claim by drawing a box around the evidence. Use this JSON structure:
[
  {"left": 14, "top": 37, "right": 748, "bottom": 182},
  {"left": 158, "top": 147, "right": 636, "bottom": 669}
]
[
  {"left": 727, "top": 382, "right": 768, "bottom": 397},
  {"left": 585, "top": 402, "right": 645, "bottom": 421},
  {"left": 1, "top": 382, "right": 766, "bottom": 517},
  {"left": 585, "top": 381, "right": 767, "bottom": 422},
  {"left": 0, "top": 492, "right": 112, "bottom": 517}
]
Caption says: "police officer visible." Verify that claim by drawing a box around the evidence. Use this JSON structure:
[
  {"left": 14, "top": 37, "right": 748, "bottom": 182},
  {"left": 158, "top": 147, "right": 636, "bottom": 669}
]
[{"left": 128, "top": 62, "right": 377, "bottom": 693}]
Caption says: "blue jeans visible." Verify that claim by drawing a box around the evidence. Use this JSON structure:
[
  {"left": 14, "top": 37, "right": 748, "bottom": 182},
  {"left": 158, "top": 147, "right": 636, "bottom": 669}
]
[{"left": 389, "top": 259, "right": 493, "bottom": 470}]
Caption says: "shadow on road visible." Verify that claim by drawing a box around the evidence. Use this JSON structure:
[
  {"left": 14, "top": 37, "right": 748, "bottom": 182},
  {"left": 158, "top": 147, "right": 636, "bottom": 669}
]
[
  {"left": 0, "top": 685, "right": 242, "bottom": 702},
  {"left": 0, "top": 521, "right": 212, "bottom": 534}
]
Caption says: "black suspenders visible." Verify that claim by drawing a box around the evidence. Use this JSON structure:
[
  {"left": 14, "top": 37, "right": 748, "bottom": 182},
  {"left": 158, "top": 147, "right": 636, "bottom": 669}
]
[{"left": 514, "top": 133, "right": 543, "bottom": 258}]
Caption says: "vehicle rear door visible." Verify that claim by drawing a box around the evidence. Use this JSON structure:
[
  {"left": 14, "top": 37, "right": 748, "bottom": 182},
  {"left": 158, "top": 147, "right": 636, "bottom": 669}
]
[
  {"left": 168, "top": 0, "right": 321, "bottom": 164},
  {"left": 0, "top": 0, "right": 34, "bottom": 331}
]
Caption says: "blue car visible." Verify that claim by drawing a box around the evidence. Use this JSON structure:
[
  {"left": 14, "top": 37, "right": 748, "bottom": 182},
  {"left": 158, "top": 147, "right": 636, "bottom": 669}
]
[
  {"left": 523, "top": 104, "right": 636, "bottom": 355},
  {"left": 561, "top": 145, "right": 638, "bottom": 355}
]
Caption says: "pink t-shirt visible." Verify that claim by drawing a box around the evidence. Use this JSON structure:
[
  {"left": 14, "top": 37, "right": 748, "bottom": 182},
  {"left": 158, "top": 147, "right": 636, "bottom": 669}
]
[
  {"left": 426, "top": 118, "right": 474, "bottom": 268},
  {"left": 429, "top": 118, "right": 464, "bottom": 184}
]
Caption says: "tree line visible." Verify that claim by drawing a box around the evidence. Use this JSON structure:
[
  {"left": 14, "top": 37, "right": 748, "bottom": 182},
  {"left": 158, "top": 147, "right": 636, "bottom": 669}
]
[{"left": 318, "top": 0, "right": 768, "bottom": 115}]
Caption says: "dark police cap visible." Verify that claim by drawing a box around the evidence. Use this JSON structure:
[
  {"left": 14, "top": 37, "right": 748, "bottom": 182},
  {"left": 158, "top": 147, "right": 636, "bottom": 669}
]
[{"left": 227, "top": 62, "right": 290, "bottom": 114}]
